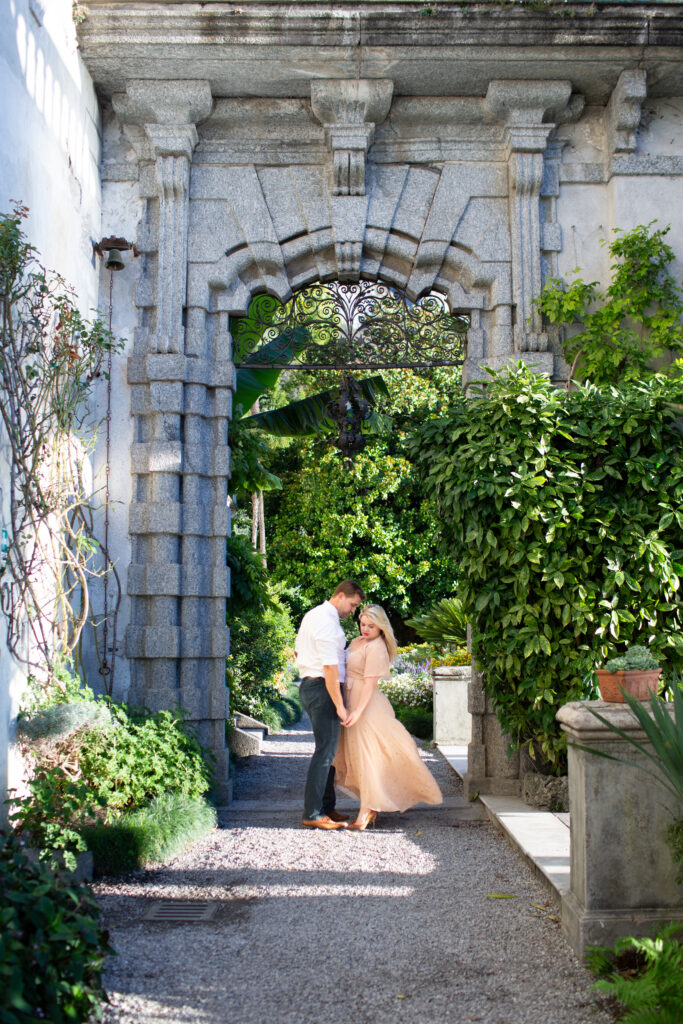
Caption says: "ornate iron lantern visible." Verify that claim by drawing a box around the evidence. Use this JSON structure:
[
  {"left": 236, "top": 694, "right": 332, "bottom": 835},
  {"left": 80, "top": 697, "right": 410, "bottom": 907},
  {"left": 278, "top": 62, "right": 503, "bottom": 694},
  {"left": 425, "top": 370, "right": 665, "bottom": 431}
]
[{"left": 326, "top": 374, "right": 374, "bottom": 460}]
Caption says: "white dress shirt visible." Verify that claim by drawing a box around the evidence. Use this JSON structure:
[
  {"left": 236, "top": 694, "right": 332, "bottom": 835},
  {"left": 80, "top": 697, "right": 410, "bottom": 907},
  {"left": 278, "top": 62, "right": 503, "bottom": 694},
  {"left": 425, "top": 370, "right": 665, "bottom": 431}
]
[{"left": 295, "top": 601, "right": 346, "bottom": 682}]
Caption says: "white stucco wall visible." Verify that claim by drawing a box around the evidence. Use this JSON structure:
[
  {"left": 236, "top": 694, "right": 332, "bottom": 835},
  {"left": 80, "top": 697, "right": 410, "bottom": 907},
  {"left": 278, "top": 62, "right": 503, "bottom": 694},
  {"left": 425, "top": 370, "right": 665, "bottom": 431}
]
[
  {"left": 81, "top": 166, "right": 141, "bottom": 704},
  {"left": 556, "top": 99, "right": 683, "bottom": 292},
  {"left": 0, "top": 0, "right": 101, "bottom": 820}
]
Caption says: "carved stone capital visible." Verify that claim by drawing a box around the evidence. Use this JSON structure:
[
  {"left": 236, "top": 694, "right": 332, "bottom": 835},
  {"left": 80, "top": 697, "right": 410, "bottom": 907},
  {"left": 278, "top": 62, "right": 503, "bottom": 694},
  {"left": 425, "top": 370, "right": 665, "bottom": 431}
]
[
  {"left": 505, "top": 124, "right": 553, "bottom": 158},
  {"left": 112, "top": 79, "right": 213, "bottom": 126},
  {"left": 503, "top": 129, "right": 553, "bottom": 355},
  {"left": 145, "top": 124, "right": 199, "bottom": 162},
  {"left": 310, "top": 79, "right": 393, "bottom": 127},
  {"left": 606, "top": 69, "right": 647, "bottom": 157},
  {"left": 485, "top": 80, "right": 575, "bottom": 126},
  {"left": 311, "top": 79, "right": 393, "bottom": 196}
]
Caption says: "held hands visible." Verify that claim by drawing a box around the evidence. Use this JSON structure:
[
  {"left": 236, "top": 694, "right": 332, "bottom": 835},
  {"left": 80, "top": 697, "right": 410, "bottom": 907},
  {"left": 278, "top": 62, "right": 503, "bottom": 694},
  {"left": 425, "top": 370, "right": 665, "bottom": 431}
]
[
  {"left": 336, "top": 703, "right": 350, "bottom": 726},
  {"left": 343, "top": 709, "right": 361, "bottom": 728}
]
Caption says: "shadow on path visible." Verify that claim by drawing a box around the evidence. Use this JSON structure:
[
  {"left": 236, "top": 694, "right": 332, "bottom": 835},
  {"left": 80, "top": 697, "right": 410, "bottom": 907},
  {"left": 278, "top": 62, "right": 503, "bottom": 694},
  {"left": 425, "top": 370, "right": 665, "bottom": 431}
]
[{"left": 97, "top": 720, "right": 611, "bottom": 1024}]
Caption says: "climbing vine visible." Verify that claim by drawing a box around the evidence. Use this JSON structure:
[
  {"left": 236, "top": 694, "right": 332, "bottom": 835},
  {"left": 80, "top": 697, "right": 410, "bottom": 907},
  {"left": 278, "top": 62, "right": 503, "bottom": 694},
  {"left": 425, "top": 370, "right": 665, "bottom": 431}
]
[
  {"left": 0, "top": 205, "right": 122, "bottom": 683},
  {"left": 536, "top": 222, "right": 683, "bottom": 385}
]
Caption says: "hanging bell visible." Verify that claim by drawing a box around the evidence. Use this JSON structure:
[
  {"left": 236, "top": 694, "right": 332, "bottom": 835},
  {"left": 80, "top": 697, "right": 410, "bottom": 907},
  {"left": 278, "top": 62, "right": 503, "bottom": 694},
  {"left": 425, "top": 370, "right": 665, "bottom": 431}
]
[{"left": 104, "top": 248, "right": 125, "bottom": 271}]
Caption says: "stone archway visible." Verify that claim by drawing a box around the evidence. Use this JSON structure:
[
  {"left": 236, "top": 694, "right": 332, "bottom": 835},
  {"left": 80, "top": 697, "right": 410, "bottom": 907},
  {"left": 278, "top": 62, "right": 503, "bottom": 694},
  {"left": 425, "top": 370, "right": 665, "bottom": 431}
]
[{"left": 105, "top": 74, "right": 579, "bottom": 799}]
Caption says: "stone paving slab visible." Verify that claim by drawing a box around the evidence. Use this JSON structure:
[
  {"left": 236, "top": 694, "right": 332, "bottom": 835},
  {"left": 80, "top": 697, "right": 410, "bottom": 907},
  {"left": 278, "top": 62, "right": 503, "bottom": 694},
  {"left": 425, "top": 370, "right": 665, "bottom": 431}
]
[{"left": 480, "top": 794, "right": 571, "bottom": 898}]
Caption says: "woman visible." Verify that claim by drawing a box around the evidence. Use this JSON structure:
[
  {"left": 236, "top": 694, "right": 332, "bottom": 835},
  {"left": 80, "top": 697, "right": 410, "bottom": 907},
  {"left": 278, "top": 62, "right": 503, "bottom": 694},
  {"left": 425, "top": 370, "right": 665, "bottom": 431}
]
[{"left": 334, "top": 605, "right": 442, "bottom": 830}]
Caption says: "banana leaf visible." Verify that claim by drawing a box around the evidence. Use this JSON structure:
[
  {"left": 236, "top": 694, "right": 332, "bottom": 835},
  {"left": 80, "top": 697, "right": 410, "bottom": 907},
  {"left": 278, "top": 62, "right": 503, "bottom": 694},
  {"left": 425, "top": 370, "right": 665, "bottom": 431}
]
[
  {"left": 233, "top": 326, "right": 310, "bottom": 415},
  {"left": 241, "top": 375, "right": 390, "bottom": 437}
]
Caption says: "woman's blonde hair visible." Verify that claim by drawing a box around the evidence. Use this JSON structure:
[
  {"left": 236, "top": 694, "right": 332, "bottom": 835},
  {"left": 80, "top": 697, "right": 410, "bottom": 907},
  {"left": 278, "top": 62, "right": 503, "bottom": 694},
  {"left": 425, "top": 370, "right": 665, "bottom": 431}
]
[{"left": 360, "top": 604, "right": 398, "bottom": 663}]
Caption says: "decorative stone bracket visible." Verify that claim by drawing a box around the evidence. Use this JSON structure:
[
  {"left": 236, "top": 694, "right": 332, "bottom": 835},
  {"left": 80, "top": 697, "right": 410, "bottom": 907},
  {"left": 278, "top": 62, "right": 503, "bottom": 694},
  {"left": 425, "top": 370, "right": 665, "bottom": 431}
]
[
  {"left": 311, "top": 79, "right": 393, "bottom": 196},
  {"left": 606, "top": 69, "right": 647, "bottom": 158},
  {"left": 485, "top": 80, "right": 584, "bottom": 365},
  {"left": 112, "top": 80, "right": 213, "bottom": 355}
]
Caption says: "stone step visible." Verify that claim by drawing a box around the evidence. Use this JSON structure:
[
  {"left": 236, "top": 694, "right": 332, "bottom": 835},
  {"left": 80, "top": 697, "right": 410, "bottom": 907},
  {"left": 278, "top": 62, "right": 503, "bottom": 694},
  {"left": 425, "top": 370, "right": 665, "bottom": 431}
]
[
  {"left": 241, "top": 726, "right": 267, "bottom": 743},
  {"left": 228, "top": 725, "right": 263, "bottom": 758},
  {"left": 234, "top": 711, "right": 270, "bottom": 735}
]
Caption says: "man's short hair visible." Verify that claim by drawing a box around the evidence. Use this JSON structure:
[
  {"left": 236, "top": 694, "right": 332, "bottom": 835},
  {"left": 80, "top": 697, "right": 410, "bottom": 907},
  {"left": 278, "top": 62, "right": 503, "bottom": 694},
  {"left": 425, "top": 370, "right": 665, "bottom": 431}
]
[{"left": 332, "top": 580, "right": 366, "bottom": 601}]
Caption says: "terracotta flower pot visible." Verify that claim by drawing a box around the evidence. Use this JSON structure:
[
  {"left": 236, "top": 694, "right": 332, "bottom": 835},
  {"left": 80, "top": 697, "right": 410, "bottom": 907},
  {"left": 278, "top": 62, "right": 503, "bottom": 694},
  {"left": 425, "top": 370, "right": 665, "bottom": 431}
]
[{"left": 596, "top": 668, "right": 661, "bottom": 703}]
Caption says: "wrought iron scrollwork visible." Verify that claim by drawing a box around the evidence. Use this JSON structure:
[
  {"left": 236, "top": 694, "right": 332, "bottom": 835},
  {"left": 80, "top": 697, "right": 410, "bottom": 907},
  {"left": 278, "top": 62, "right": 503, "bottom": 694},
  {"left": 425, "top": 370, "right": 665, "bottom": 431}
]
[{"left": 231, "top": 280, "right": 467, "bottom": 370}]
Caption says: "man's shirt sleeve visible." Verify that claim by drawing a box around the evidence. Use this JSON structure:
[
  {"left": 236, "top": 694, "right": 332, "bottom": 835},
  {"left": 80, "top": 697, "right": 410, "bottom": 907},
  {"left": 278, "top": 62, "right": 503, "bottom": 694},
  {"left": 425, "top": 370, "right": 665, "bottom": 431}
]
[{"left": 315, "top": 617, "right": 341, "bottom": 667}]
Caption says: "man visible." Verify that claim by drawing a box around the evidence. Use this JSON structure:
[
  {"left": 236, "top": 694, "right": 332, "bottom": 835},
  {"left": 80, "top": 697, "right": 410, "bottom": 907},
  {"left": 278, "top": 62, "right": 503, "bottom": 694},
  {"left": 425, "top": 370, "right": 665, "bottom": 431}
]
[{"left": 295, "top": 580, "right": 366, "bottom": 830}]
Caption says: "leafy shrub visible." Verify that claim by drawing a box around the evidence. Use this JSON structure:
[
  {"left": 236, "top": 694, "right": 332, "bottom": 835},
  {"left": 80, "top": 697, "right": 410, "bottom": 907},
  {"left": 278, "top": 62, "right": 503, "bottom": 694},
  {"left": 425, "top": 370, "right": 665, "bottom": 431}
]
[
  {"left": 405, "top": 597, "right": 467, "bottom": 644},
  {"left": 78, "top": 703, "right": 214, "bottom": 816},
  {"left": 536, "top": 222, "right": 683, "bottom": 385},
  {"left": 259, "top": 682, "right": 303, "bottom": 732},
  {"left": 0, "top": 830, "right": 111, "bottom": 1023},
  {"left": 412, "top": 366, "right": 683, "bottom": 771},
  {"left": 13, "top": 683, "right": 215, "bottom": 872},
  {"left": 397, "top": 643, "right": 470, "bottom": 668},
  {"left": 226, "top": 533, "right": 272, "bottom": 614},
  {"left": 586, "top": 923, "right": 683, "bottom": 1023},
  {"left": 227, "top": 592, "right": 296, "bottom": 721},
  {"left": 667, "top": 820, "right": 683, "bottom": 880},
  {"left": 16, "top": 701, "right": 111, "bottom": 747},
  {"left": 8, "top": 765, "right": 102, "bottom": 871},
  {"left": 267, "top": 431, "right": 458, "bottom": 625},
  {"left": 82, "top": 793, "right": 217, "bottom": 875}
]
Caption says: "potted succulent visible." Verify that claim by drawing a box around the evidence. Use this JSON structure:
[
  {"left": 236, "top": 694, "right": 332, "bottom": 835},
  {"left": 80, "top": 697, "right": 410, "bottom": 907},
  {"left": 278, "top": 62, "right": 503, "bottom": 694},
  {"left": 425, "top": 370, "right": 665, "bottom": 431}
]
[{"left": 596, "top": 644, "right": 662, "bottom": 703}]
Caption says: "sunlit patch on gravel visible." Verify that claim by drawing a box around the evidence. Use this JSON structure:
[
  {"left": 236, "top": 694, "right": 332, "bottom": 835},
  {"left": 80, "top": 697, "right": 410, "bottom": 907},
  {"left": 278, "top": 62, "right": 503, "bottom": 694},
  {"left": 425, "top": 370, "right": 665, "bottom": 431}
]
[{"left": 247, "top": 883, "right": 416, "bottom": 898}]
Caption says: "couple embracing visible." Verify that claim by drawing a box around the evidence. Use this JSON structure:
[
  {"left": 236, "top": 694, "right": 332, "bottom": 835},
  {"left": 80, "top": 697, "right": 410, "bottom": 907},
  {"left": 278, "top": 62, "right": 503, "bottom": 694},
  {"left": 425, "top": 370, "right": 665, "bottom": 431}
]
[{"left": 295, "top": 580, "right": 442, "bottom": 831}]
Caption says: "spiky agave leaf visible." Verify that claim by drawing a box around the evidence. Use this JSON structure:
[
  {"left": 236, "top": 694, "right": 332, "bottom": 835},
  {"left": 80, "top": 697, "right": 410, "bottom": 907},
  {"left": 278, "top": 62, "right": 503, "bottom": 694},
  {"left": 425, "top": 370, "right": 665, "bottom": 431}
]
[{"left": 578, "top": 678, "right": 683, "bottom": 806}]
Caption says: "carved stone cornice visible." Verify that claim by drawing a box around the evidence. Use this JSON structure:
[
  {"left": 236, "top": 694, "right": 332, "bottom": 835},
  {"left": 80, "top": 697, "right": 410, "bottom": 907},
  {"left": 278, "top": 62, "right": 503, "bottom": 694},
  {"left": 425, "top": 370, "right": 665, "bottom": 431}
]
[
  {"left": 606, "top": 69, "right": 647, "bottom": 157},
  {"left": 311, "top": 79, "right": 393, "bottom": 196}
]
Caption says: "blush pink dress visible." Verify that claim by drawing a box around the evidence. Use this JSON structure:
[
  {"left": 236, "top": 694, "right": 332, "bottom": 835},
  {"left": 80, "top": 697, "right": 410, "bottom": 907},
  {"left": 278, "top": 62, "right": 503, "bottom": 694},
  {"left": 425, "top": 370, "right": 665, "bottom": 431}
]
[{"left": 333, "top": 636, "right": 442, "bottom": 812}]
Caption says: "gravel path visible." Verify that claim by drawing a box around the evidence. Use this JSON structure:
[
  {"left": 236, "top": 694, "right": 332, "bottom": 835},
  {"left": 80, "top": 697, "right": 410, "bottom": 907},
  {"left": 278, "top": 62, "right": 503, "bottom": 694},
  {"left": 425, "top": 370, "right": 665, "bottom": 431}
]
[{"left": 96, "top": 718, "right": 611, "bottom": 1024}]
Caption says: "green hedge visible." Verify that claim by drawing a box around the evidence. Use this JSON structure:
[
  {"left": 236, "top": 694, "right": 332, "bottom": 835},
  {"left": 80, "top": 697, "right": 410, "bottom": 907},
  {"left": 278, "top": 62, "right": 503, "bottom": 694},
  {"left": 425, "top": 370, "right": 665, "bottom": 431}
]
[
  {"left": 412, "top": 368, "right": 683, "bottom": 771},
  {"left": 394, "top": 706, "right": 433, "bottom": 741}
]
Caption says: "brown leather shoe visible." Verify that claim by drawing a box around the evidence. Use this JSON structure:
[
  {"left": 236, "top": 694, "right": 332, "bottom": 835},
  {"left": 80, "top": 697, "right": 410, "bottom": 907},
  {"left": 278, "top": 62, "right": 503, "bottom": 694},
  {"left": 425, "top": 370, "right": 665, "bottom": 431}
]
[
  {"left": 301, "top": 816, "right": 348, "bottom": 830},
  {"left": 325, "top": 810, "right": 350, "bottom": 823}
]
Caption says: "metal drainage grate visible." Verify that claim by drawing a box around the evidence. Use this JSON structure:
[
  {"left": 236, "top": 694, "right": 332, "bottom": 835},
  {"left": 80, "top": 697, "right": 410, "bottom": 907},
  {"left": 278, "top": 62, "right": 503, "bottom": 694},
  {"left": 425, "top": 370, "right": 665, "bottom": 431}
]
[{"left": 143, "top": 900, "right": 218, "bottom": 923}]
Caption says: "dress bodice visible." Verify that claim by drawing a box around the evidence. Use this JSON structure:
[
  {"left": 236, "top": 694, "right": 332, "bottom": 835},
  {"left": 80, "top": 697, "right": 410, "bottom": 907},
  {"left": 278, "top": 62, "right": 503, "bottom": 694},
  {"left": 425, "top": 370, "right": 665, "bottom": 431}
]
[{"left": 346, "top": 636, "right": 391, "bottom": 681}]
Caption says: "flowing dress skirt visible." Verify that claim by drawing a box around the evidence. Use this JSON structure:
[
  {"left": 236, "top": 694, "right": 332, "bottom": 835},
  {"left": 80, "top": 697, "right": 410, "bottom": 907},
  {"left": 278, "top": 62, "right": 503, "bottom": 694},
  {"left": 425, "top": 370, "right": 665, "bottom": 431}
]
[{"left": 334, "top": 675, "right": 442, "bottom": 812}]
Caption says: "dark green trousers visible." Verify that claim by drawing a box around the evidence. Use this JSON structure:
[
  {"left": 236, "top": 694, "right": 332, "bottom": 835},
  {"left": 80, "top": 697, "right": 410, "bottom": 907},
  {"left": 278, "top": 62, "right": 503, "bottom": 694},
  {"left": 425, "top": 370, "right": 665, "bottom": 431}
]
[{"left": 299, "top": 676, "right": 341, "bottom": 821}]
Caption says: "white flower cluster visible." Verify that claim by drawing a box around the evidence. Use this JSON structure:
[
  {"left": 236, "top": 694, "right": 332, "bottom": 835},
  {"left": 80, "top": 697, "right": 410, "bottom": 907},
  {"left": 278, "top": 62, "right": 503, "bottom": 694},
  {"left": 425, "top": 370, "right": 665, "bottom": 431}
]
[{"left": 379, "top": 670, "right": 433, "bottom": 711}]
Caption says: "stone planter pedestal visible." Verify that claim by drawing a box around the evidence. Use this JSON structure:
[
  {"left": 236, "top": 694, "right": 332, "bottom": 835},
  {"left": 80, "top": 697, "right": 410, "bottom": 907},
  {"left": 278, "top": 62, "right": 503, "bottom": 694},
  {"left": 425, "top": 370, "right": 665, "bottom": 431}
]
[
  {"left": 464, "top": 668, "right": 520, "bottom": 801},
  {"left": 433, "top": 666, "right": 471, "bottom": 745},
  {"left": 557, "top": 701, "right": 683, "bottom": 958}
]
